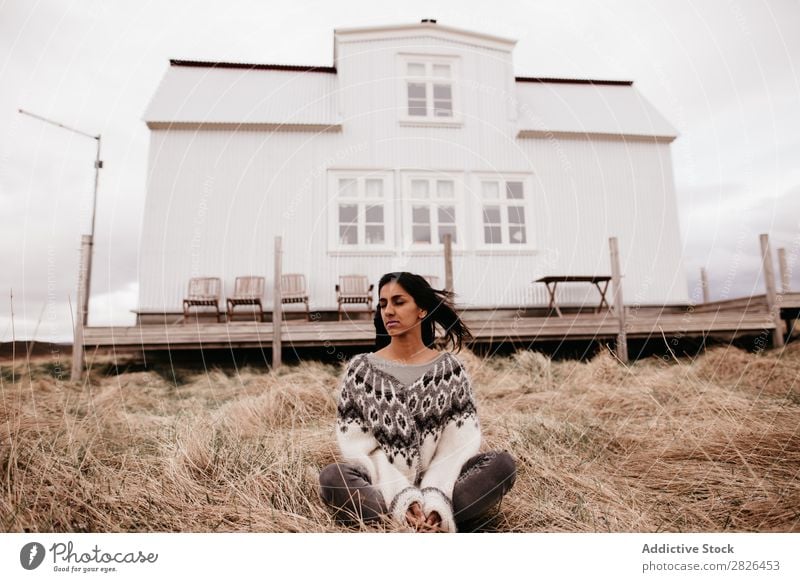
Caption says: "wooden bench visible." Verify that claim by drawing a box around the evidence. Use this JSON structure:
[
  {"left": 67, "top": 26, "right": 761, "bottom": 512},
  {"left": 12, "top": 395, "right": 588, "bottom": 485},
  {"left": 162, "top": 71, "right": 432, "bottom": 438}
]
[
  {"left": 336, "top": 275, "right": 374, "bottom": 321},
  {"left": 227, "top": 276, "right": 265, "bottom": 322},
  {"left": 534, "top": 275, "right": 611, "bottom": 317},
  {"left": 183, "top": 277, "right": 223, "bottom": 322}
]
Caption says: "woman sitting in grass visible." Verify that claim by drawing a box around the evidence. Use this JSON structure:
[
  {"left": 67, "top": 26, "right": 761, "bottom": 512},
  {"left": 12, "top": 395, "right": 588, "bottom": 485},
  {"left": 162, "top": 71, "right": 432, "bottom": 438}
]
[{"left": 319, "top": 272, "right": 516, "bottom": 532}]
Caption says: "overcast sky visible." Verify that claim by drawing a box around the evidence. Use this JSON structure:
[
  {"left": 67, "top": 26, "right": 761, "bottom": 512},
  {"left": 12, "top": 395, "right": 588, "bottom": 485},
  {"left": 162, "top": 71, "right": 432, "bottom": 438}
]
[{"left": 1, "top": 0, "right": 799, "bottom": 343}]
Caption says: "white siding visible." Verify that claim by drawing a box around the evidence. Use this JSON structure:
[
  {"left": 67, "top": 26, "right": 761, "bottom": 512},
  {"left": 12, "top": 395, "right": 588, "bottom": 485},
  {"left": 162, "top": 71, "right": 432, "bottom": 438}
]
[{"left": 521, "top": 136, "right": 689, "bottom": 305}]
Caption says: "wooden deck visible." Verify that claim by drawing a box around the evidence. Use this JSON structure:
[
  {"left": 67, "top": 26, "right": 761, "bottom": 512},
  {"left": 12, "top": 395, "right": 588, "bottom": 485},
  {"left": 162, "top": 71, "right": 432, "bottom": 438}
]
[
  {"left": 691, "top": 292, "right": 800, "bottom": 313},
  {"left": 83, "top": 296, "right": 795, "bottom": 353}
]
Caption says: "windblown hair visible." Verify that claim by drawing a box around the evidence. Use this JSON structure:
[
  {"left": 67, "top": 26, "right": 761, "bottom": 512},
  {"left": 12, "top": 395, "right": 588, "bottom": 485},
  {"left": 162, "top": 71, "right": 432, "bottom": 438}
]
[{"left": 373, "top": 272, "right": 473, "bottom": 352}]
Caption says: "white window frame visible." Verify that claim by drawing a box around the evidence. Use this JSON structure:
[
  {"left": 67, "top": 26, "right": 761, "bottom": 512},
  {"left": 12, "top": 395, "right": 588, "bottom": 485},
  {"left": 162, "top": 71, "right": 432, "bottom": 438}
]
[
  {"left": 328, "top": 171, "right": 394, "bottom": 252},
  {"left": 473, "top": 174, "right": 535, "bottom": 250},
  {"left": 401, "top": 173, "right": 464, "bottom": 251},
  {"left": 397, "top": 54, "right": 462, "bottom": 126}
]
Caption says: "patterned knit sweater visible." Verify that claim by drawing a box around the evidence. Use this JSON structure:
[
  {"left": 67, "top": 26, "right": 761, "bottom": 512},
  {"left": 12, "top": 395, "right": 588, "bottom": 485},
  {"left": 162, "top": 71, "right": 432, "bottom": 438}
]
[{"left": 336, "top": 351, "right": 481, "bottom": 532}]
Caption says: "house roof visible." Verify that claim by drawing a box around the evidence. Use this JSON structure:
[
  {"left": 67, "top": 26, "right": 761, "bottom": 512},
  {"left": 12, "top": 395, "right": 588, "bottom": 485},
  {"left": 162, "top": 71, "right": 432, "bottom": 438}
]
[
  {"left": 167, "top": 60, "right": 336, "bottom": 74},
  {"left": 143, "top": 60, "right": 341, "bottom": 129},
  {"left": 516, "top": 76, "right": 632, "bottom": 86},
  {"left": 143, "top": 39, "right": 676, "bottom": 140},
  {"left": 514, "top": 79, "right": 678, "bottom": 141}
]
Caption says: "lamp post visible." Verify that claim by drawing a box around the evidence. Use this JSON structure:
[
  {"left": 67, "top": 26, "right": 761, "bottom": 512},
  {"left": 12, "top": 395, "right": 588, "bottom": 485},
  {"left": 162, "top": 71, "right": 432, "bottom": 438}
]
[{"left": 18, "top": 109, "right": 102, "bottom": 380}]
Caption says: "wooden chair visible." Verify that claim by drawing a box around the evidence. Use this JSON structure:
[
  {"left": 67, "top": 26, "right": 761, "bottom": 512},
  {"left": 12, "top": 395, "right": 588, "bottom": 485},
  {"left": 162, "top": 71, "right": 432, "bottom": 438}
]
[
  {"left": 281, "top": 273, "right": 310, "bottom": 321},
  {"left": 336, "top": 275, "right": 374, "bottom": 321},
  {"left": 227, "top": 276, "right": 265, "bottom": 322},
  {"left": 183, "top": 277, "right": 223, "bottom": 322}
]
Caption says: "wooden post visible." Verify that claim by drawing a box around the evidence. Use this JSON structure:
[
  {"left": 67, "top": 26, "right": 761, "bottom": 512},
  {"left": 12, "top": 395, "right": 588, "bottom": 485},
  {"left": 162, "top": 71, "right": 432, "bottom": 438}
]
[
  {"left": 71, "top": 235, "right": 92, "bottom": 380},
  {"left": 760, "top": 234, "right": 784, "bottom": 348},
  {"left": 272, "top": 236, "right": 283, "bottom": 369},
  {"left": 443, "top": 233, "right": 453, "bottom": 293},
  {"left": 609, "top": 237, "right": 628, "bottom": 364},
  {"left": 777, "top": 248, "right": 790, "bottom": 294},
  {"left": 700, "top": 267, "right": 710, "bottom": 303}
]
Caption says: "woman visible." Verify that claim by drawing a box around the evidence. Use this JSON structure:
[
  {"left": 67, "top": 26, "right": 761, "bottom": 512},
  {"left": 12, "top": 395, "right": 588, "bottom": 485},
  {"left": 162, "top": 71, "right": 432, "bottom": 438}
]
[{"left": 319, "top": 272, "right": 516, "bottom": 532}]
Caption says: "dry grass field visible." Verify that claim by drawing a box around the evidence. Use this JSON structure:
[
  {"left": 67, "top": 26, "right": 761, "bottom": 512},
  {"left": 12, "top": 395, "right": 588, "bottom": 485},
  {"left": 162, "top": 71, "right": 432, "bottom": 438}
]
[{"left": 1, "top": 343, "right": 798, "bottom": 533}]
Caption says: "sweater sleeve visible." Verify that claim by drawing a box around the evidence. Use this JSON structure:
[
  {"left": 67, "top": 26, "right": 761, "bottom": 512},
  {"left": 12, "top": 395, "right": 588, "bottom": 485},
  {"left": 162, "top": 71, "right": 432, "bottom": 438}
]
[
  {"left": 418, "top": 364, "right": 481, "bottom": 532},
  {"left": 335, "top": 357, "right": 423, "bottom": 525}
]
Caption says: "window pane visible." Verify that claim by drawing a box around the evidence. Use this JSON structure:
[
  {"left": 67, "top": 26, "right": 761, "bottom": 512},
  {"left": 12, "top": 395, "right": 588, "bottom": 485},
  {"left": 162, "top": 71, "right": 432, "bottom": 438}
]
[
  {"left": 436, "top": 180, "right": 454, "bottom": 199},
  {"left": 509, "top": 226, "right": 526, "bottom": 244},
  {"left": 433, "top": 84, "right": 452, "bottom": 99},
  {"left": 506, "top": 181, "right": 524, "bottom": 199},
  {"left": 408, "top": 82, "right": 427, "bottom": 116},
  {"left": 438, "top": 205, "right": 455, "bottom": 224},
  {"left": 407, "top": 62, "right": 426, "bottom": 76},
  {"left": 481, "top": 181, "right": 499, "bottom": 199},
  {"left": 339, "top": 225, "right": 357, "bottom": 245},
  {"left": 507, "top": 205, "right": 525, "bottom": 225},
  {"left": 408, "top": 101, "right": 427, "bottom": 116},
  {"left": 484, "top": 226, "right": 502, "bottom": 244},
  {"left": 412, "top": 206, "right": 430, "bottom": 223},
  {"left": 482, "top": 206, "right": 501, "bottom": 224},
  {"left": 432, "top": 64, "right": 451, "bottom": 78},
  {"left": 438, "top": 224, "right": 457, "bottom": 244},
  {"left": 339, "top": 204, "right": 357, "bottom": 223},
  {"left": 413, "top": 225, "right": 431, "bottom": 243},
  {"left": 408, "top": 83, "right": 426, "bottom": 99},
  {"left": 433, "top": 84, "right": 452, "bottom": 117},
  {"left": 411, "top": 180, "right": 429, "bottom": 199},
  {"left": 365, "top": 225, "right": 385, "bottom": 245},
  {"left": 434, "top": 104, "right": 452, "bottom": 117},
  {"left": 365, "top": 204, "right": 383, "bottom": 223},
  {"left": 338, "top": 178, "right": 358, "bottom": 198},
  {"left": 365, "top": 179, "right": 383, "bottom": 198}
]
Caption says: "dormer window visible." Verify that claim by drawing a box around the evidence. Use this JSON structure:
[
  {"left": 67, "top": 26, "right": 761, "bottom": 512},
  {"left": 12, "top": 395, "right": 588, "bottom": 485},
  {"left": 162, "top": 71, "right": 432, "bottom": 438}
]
[{"left": 399, "top": 55, "right": 461, "bottom": 125}]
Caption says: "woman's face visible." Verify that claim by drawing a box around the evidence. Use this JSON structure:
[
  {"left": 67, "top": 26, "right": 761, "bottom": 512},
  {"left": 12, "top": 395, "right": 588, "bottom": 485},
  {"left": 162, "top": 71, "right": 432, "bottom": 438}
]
[{"left": 378, "top": 280, "right": 426, "bottom": 340}]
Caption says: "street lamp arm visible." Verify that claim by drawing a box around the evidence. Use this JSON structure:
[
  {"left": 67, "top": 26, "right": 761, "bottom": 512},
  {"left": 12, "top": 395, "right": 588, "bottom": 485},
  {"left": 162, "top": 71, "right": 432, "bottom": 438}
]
[{"left": 18, "top": 108, "right": 100, "bottom": 140}]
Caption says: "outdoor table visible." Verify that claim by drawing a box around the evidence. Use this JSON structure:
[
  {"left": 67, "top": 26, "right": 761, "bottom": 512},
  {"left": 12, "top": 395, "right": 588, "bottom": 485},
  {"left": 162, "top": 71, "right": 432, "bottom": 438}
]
[{"left": 534, "top": 275, "right": 612, "bottom": 317}]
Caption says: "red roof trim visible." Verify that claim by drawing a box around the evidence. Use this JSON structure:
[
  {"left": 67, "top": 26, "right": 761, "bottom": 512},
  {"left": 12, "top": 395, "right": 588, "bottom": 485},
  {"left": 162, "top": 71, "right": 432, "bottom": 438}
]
[
  {"left": 170, "top": 59, "right": 336, "bottom": 74},
  {"left": 515, "top": 76, "right": 632, "bottom": 86}
]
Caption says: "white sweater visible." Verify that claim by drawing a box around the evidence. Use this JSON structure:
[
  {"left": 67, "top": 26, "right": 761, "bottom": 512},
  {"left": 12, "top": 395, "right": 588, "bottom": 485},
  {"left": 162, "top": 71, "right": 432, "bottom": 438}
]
[{"left": 336, "top": 352, "right": 481, "bottom": 532}]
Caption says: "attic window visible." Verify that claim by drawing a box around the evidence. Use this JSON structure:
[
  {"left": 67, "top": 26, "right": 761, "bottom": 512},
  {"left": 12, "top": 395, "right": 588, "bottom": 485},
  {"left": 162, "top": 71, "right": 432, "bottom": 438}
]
[{"left": 400, "top": 56, "right": 460, "bottom": 124}]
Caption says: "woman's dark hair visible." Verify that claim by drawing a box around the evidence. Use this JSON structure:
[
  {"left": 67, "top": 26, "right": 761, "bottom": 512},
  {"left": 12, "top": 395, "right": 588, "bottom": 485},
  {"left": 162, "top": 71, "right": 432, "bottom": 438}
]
[{"left": 373, "top": 272, "right": 473, "bottom": 352}]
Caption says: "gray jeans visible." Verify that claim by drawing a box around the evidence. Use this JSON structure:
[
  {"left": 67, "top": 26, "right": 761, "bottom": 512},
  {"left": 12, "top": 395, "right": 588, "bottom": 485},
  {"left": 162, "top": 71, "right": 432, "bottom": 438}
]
[{"left": 319, "top": 451, "right": 516, "bottom": 531}]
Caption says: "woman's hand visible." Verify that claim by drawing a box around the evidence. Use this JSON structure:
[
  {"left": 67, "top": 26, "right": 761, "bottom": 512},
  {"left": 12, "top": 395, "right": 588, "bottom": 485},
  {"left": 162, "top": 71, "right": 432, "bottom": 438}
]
[
  {"left": 405, "top": 503, "right": 445, "bottom": 532},
  {"left": 416, "top": 510, "right": 444, "bottom": 532},
  {"left": 425, "top": 510, "right": 442, "bottom": 529},
  {"left": 405, "top": 502, "right": 426, "bottom": 530}
]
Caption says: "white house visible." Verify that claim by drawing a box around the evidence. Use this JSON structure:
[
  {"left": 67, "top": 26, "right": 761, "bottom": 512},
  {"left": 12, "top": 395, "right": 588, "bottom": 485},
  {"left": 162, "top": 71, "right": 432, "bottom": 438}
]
[{"left": 138, "top": 20, "right": 689, "bottom": 320}]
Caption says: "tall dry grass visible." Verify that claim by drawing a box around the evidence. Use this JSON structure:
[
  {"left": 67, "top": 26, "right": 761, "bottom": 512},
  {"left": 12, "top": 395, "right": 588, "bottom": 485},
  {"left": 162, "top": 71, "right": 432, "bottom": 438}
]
[{"left": 1, "top": 344, "right": 798, "bottom": 532}]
